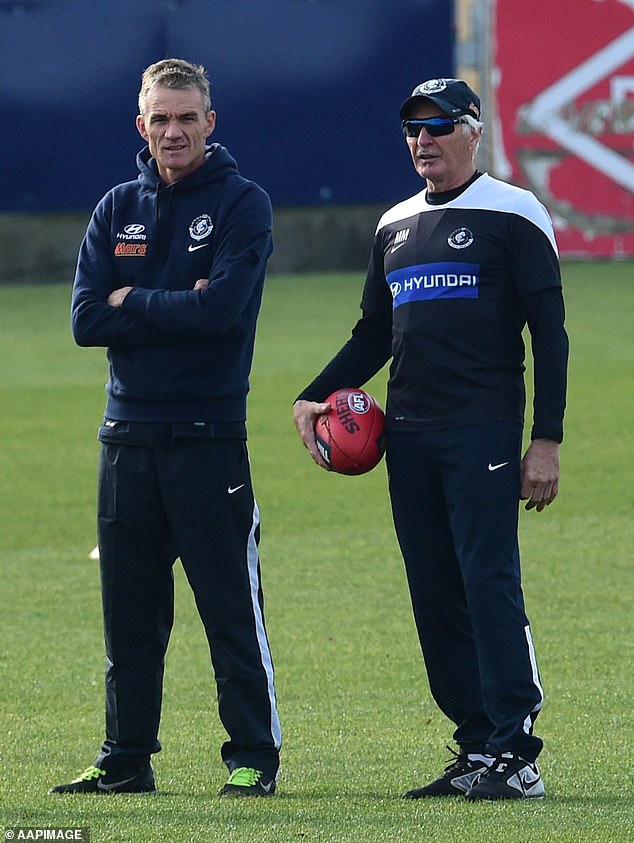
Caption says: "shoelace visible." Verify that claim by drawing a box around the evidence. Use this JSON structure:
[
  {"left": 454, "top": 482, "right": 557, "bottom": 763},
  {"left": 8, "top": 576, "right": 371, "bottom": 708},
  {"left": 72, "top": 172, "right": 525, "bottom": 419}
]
[
  {"left": 226, "top": 767, "right": 262, "bottom": 787},
  {"left": 442, "top": 745, "right": 465, "bottom": 773},
  {"left": 73, "top": 766, "right": 106, "bottom": 783}
]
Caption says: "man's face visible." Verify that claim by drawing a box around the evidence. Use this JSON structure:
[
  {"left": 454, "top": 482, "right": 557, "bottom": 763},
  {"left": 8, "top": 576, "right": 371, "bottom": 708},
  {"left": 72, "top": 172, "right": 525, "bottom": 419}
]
[
  {"left": 405, "top": 101, "right": 480, "bottom": 192},
  {"left": 136, "top": 85, "right": 216, "bottom": 184}
]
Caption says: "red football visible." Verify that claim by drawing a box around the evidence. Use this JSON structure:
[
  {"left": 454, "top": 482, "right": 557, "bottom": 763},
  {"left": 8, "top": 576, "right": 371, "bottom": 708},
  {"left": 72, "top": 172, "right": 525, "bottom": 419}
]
[{"left": 314, "top": 388, "right": 386, "bottom": 475}]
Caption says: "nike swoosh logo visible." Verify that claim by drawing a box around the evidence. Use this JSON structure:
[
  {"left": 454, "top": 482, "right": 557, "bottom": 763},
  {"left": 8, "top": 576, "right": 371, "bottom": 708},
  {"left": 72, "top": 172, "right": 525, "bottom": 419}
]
[
  {"left": 188, "top": 243, "right": 209, "bottom": 252},
  {"left": 520, "top": 768, "right": 541, "bottom": 785},
  {"left": 390, "top": 242, "right": 406, "bottom": 253},
  {"left": 227, "top": 484, "right": 245, "bottom": 495},
  {"left": 97, "top": 775, "right": 140, "bottom": 792},
  {"left": 488, "top": 461, "right": 509, "bottom": 471},
  {"left": 259, "top": 779, "right": 275, "bottom": 793}
]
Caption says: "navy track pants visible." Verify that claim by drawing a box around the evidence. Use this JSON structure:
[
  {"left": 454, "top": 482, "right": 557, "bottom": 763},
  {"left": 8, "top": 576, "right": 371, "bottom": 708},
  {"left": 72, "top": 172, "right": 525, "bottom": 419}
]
[
  {"left": 94, "top": 433, "right": 281, "bottom": 778},
  {"left": 386, "top": 421, "right": 543, "bottom": 762}
]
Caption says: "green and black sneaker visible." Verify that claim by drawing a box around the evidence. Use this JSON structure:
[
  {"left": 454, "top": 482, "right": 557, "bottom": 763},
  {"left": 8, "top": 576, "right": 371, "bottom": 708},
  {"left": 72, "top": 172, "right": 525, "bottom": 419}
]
[
  {"left": 219, "top": 767, "right": 276, "bottom": 797},
  {"left": 49, "top": 764, "right": 156, "bottom": 794}
]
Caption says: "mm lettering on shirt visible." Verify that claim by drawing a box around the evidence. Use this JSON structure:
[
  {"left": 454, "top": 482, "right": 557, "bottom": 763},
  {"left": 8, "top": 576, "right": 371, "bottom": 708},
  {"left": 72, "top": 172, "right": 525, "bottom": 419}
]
[
  {"left": 391, "top": 227, "right": 411, "bottom": 251},
  {"left": 114, "top": 242, "right": 147, "bottom": 257},
  {"left": 387, "top": 262, "right": 480, "bottom": 308}
]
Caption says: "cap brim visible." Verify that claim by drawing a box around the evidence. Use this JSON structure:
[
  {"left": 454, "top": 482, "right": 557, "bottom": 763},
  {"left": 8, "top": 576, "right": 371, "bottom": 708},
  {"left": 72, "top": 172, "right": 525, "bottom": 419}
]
[{"left": 399, "top": 94, "right": 464, "bottom": 120}]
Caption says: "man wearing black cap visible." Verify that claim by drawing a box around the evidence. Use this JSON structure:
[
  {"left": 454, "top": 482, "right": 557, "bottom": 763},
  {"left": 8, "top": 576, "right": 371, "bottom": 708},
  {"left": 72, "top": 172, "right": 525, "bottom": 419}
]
[{"left": 293, "top": 78, "right": 568, "bottom": 801}]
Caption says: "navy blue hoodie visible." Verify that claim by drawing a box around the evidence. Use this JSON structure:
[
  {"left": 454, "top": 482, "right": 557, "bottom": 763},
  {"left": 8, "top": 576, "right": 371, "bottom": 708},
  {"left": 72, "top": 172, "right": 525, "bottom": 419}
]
[{"left": 71, "top": 143, "right": 272, "bottom": 424}]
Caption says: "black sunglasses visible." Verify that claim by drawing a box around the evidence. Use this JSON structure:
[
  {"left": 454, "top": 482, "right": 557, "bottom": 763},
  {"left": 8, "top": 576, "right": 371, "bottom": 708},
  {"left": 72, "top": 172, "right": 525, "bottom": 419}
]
[{"left": 401, "top": 117, "right": 464, "bottom": 138}]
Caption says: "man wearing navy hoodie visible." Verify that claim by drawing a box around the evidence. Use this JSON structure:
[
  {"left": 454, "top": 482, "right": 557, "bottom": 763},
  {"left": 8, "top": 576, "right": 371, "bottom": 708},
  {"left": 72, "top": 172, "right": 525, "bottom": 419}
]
[{"left": 50, "top": 59, "right": 281, "bottom": 797}]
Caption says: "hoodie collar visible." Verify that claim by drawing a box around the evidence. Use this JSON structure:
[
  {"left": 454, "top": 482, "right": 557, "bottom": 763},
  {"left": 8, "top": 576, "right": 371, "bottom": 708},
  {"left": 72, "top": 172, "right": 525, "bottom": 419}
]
[{"left": 136, "top": 143, "right": 239, "bottom": 191}]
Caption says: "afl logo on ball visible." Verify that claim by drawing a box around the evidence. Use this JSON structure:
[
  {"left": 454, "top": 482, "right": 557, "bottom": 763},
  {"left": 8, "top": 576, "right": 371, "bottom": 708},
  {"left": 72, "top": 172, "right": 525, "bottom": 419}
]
[
  {"left": 448, "top": 227, "right": 474, "bottom": 249},
  {"left": 347, "top": 391, "right": 371, "bottom": 414},
  {"left": 189, "top": 214, "right": 214, "bottom": 241}
]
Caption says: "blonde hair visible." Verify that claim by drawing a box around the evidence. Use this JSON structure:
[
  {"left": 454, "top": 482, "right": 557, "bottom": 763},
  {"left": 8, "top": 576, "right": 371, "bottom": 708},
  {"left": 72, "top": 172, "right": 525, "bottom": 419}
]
[{"left": 138, "top": 58, "right": 211, "bottom": 115}]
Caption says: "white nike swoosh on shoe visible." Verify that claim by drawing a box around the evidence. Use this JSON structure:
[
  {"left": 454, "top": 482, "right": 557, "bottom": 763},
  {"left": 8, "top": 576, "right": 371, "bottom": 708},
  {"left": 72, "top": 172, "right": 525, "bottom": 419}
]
[
  {"left": 488, "top": 461, "right": 509, "bottom": 471},
  {"left": 227, "top": 484, "right": 245, "bottom": 495},
  {"left": 188, "top": 243, "right": 209, "bottom": 252},
  {"left": 452, "top": 769, "right": 485, "bottom": 793}
]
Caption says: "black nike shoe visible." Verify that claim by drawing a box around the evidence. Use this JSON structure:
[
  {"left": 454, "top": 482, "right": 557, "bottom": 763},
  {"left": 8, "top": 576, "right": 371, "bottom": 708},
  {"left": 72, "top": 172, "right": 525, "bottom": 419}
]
[
  {"left": 402, "top": 747, "right": 492, "bottom": 798},
  {"left": 48, "top": 764, "right": 156, "bottom": 794},
  {"left": 466, "top": 752, "right": 544, "bottom": 800},
  {"left": 219, "top": 767, "right": 276, "bottom": 797}
]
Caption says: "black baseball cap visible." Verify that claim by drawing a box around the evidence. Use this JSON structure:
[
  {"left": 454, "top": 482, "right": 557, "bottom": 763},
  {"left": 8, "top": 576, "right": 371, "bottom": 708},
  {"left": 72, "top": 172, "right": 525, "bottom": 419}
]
[{"left": 399, "top": 78, "right": 481, "bottom": 120}]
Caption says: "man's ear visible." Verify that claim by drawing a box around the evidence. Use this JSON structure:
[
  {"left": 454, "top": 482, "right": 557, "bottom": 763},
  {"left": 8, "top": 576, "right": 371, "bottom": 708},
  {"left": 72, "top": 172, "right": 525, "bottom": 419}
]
[
  {"left": 205, "top": 110, "right": 217, "bottom": 139},
  {"left": 136, "top": 114, "right": 149, "bottom": 141}
]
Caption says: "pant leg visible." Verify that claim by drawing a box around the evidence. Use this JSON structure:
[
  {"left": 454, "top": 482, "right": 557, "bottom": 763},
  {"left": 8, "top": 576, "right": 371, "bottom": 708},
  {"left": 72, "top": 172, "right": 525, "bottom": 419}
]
[
  {"left": 157, "top": 438, "right": 281, "bottom": 779},
  {"left": 386, "top": 430, "right": 494, "bottom": 752},
  {"left": 440, "top": 422, "right": 544, "bottom": 761},
  {"left": 95, "top": 442, "right": 175, "bottom": 771}
]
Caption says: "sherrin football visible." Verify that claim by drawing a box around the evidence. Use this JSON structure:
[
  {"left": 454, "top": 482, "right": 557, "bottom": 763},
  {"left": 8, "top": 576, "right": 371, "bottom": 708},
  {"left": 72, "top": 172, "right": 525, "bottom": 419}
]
[{"left": 314, "top": 388, "right": 386, "bottom": 475}]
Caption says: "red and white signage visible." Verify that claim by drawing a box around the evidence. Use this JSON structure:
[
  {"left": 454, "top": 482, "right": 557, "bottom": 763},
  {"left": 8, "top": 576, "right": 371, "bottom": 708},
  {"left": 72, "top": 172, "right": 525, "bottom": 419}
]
[{"left": 492, "top": 0, "right": 634, "bottom": 257}]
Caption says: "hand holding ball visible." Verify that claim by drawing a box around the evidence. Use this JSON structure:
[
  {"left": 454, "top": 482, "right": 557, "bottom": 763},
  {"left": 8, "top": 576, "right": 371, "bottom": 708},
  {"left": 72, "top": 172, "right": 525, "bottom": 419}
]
[{"left": 314, "top": 388, "right": 385, "bottom": 475}]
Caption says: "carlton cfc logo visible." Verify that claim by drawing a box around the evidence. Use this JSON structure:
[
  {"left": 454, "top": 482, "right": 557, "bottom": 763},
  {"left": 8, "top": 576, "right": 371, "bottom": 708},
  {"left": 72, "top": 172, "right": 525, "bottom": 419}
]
[
  {"left": 189, "top": 214, "right": 214, "bottom": 241},
  {"left": 418, "top": 79, "right": 449, "bottom": 94},
  {"left": 448, "top": 227, "right": 474, "bottom": 249}
]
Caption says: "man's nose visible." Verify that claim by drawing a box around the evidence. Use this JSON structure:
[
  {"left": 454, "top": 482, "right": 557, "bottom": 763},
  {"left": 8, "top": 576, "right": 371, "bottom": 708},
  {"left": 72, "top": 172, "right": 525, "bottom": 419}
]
[{"left": 165, "top": 120, "right": 183, "bottom": 137}]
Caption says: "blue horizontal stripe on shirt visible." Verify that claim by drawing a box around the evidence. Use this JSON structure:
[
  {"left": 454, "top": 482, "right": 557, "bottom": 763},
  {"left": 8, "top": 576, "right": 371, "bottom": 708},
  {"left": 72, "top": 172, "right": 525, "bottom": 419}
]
[{"left": 387, "top": 262, "right": 480, "bottom": 308}]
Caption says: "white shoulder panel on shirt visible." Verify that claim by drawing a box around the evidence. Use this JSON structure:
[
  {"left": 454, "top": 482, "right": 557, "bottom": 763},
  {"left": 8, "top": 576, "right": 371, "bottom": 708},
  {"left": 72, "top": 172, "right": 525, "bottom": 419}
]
[{"left": 376, "top": 173, "right": 558, "bottom": 254}]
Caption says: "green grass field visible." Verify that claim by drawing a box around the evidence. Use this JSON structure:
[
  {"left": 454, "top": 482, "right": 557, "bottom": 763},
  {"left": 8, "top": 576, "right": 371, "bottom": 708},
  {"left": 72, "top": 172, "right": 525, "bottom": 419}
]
[{"left": 1, "top": 263, "right": 632, "bottom": 842}]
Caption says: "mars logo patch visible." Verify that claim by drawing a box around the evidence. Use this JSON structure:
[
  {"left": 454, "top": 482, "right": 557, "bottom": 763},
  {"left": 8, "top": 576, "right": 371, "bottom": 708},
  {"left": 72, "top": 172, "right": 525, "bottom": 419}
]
[{"left": 114, "top": 243, "right": 147, "bottom": 256}]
